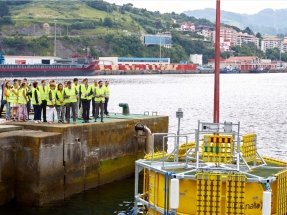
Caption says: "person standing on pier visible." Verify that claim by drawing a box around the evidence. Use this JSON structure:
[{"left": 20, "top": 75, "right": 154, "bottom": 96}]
[
  {"left": 17, "top": 82, "right": 28, "bottom": 122},
  {"left": 104, "top": 81, "right": 110, "bottom": 117},
  {"left": 72, "top": 78, "right": 80, "bottom": 119},
  {"left": 47, "top": 83, "right": 56, "bottom": 124},
  {"left": 39, "top": 80, "right": 48, "bottom": 122},
  {"left": 64, "top": 81, "right": 79, "bottom": 124},
  {"left": 55, "top": 83, "right": 66, "bottom": 123},
  {"left": 94, "top": 80, "right": 105, "bottom": 123},
  {"left": 31, "top": 82, "right": 42, "bottom": 124},
  {"left": 10, "top": 81, "right": 19, "bottom": 121},
  {"left": 0, "top": 79, "right": 6, "bottom": 118},
  {"left": 80, "top": 78, "right": 93, "bottom": 123},
  {"left": 23, "top": 78, "right": 32, "bottom": 120},
  {"left": 91, "top": 79, "right": 98, "bottom": 118},
  {"left": 4, "top": 81, "right": 11, "bottom": 121}
]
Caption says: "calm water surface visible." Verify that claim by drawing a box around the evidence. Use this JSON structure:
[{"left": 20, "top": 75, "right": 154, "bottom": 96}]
[{"left": 1, "top": 73, "right": 287, "bottom": 214}]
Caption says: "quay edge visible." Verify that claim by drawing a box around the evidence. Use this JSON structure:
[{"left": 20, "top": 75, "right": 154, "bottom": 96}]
[{"left": 0, "top": 115, "right": 168, "bottom": 206}]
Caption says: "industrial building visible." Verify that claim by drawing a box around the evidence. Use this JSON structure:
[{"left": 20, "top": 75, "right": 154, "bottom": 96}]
[
  {"left": 99, "top": 57, "right": 170, "bottom": 65},
  {"left": 3, "top": 56, "right": 60, "bottom": 65},
  {"left": 143, "top": 33, "right": 172, "bottom": 48}
]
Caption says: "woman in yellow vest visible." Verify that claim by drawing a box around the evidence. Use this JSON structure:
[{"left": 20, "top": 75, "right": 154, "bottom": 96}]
[
  {"left": 47, "top": 83, "right": 56, "bottom": 124},
  {"left": 64, "top": 81, "right": 79, "bottom": 124},
  {"left": 4, "top": 81, "right": 11, "bottom": 120},
  {"left": 31, "top": 82, "right": 42, "bottom": 123},
  {"left": 10, "top": 81, "right": 19, "bottom": 121},
  {"left": 55, "top": 83, "right": 66, "bottom": 123},
  {"left": 17, "top": 82, "right": 29, "bottom": 121},
  {"left": 94, "top": 80, "right": 105, "bottom": 123}
]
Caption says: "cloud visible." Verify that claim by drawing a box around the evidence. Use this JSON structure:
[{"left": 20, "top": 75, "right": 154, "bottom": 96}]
[{"left": 106, "top": 0, "right": 287, "bottom": 14}]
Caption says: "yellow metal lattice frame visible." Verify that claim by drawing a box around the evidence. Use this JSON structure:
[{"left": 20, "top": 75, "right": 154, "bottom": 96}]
[
  {"left": 196, "top": 173, "right": 222, "bottom": 215},
  {"left": 201, "top": 135, "right": 233, "bottom": 164},
  {"left": 225, "top": 174, "right": 246, "bottom": 215},
  {"left": 276, "top": 169, "right": 287, "bottom": 215},
  {"left": 241, "top": 133, "right": 257, "bottom": 162}
]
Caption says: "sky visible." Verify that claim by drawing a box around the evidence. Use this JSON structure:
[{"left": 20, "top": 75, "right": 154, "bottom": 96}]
[{"left": 106, "top": 0, "right": 287, "bottom": 14}]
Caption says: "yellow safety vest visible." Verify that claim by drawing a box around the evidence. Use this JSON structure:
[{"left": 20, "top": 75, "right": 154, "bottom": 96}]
[
  {"left": 31, "top": 88, "right": 42, "bottom": 105},
  {"left": 3, "top": 88, "right": 10, "bottom": 101},
  {"left": 80, "top": 84, "right": 92, "bottom": 100},
  {"left": 17, "top": 88, "right": 27, "bottom": 104},
  {"left": 9, "top": 88, "right": 18, "bottom": 103},
  {"left": 55, "top": 90, "right": 66, "bottom": 106},
  {"left": 72, "top": 83, "right": 80, "bottom": 92},
  {"left": 47, "top": 89, "right": 56, "bottom": 106},
  {"left": 64, "top": 87, "right": 77, "bottom": 103},
  {"left": 94, "top": 87, "right": 105, "bottom": 103},
  {"left": 38, "top": 85, "right": 49, "bottom": 101},
  {"left": 104, "top": 86, "right": 110, "bottom": 98}
]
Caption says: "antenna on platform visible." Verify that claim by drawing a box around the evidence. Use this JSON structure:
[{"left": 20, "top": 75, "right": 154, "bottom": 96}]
[{"left": 214, "top": 0, "right": 221, "bottom": 123}]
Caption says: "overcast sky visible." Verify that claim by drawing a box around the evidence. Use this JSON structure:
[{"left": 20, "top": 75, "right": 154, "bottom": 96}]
[{"left": 106, "top": 0, "right": 287, "bottom": 14}]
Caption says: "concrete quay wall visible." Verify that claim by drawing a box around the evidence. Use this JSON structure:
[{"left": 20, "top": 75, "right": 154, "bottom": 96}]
[{"left": 0, "top": 116, "right": 168, "bottom": 206}]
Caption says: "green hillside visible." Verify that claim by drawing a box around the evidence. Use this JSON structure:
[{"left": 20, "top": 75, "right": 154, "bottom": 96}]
[{"left": 1, "top": 0, "right": 286, "bottom": 63}]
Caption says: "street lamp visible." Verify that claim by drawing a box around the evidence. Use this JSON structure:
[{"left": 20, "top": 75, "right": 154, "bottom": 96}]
[
  {"left": 175, "top": 108, "right": 183, "bottom": 162},
  {"left": 54, "top": 20, "right": 57, "bottom": 57}
]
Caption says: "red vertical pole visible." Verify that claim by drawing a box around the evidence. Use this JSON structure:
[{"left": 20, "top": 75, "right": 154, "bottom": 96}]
[{"left": 214, "top": 0, "right": 221, "bottom": 123}]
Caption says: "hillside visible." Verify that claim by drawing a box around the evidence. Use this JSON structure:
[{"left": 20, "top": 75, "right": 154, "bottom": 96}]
[
  {"left": 0, "top": 0, "right": 216, "bottom": 63},
  {"left": 184, "top": 8, "right": 287, "bottom": 36}
]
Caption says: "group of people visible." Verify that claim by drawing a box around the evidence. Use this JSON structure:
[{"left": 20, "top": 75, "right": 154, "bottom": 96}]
[{"left": 0, "top": 78, "right": 110, "bottom": 124}]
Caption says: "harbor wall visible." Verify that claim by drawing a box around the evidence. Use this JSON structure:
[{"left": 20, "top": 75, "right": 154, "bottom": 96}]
[{"left": 0, "top": 116, "right": 168, "bottom": 206}]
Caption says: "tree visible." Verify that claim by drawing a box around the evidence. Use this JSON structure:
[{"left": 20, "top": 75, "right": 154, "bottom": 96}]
[
  {"left": 255, "top": 32, "right": 262, "bottom": 39},
  {"left": 104, "top": 17, "right": 113, "bottom": 27},
  {"left": 243, "top": 27, "right": 254, "bottom": 35},
  {"left": 0, "top": 2, "right": 9, "bottom": 18},
  {"left": 172, "top": 23, "right": 180, "bottom": 28}
]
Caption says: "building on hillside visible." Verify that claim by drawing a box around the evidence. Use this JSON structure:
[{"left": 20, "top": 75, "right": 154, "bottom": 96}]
[
  {"left": 171, "top": 18, "right": 177, "bottom": 23},
  {"left": 143, "top": 33, "right": 172, "bottom": 48},
  {"left": 207, "top": 56, "right": 276, "bottom": 70},
  {"left": 195, "top": 26, "right": 215, "bottom": 40},
  {"left": 99, "top": 57, "right": 170, "bottom": 65},
  {"left": 219, "top": 38, "right": 231, "bottom": 52},
  {"left": 236, "top": 32, "right": 259, "bottom": 48},
  {"left": 261, "top": 38, "right": 283, "bottom": 52},
  {"left": 190, "top": 54, "right": 203, "bottom": 65},
  {"left": 220, "top": 27, "right": 237, "bottom": 46},
  {"left": 282, "top": 36, "right": 287, "bottom": 52},
  {"left": 179, "top": 22, "right": 195, "bottom": 32}
]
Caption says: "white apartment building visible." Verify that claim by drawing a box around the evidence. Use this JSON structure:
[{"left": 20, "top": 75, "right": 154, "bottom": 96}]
[
  {"left": 220, "top": 27, "right": 237, "bottom": 46},
  {"left": 237, "top": 32, "right": 259, "bottom": 48},
  {"left": 261, "top": 38, "right": 283, "bottom": 52}
]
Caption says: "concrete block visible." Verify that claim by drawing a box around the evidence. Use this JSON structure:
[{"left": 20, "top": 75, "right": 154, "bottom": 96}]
[{"left": 0, "top": 125, "right": 22, "bottom": 133}]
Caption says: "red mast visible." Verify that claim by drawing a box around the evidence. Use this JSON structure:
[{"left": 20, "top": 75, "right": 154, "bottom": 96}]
[{"left": 214, "top": 0, "right": 221, "bottom": 123}]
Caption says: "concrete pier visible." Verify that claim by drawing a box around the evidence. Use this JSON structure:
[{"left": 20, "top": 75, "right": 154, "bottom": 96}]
[{"left": 0, "top": 114, "right": 168, "bottom": 206}]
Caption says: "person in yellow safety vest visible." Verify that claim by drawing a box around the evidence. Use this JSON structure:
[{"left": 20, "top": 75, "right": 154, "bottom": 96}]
[
  {"left": 64, "top": 81, "right": 79, "bottom": 124},
  {"left": 10, "top": 81, "right": 19, "bottom": 121},
  {"left": 0, "top": 79, "right": 7, "bottom": 118},
  {"left": 23, "top": 78, "right": 32, "bottom": 119},
  {"left": 78, "top": 79, "right": 85, "bottom": 119},
  {"left": 47, "top": 83, "right": 56, "bottom": 124},
  {"left": 31, "top": 81, "right": 42, "bottom": 124},
  {"left": 94, "top": 80, "right": 105, "bottom": 123},
  {"left": 72, "top": 78, "right": 80, "bottom": 119},
  {"left": 3, "top": 80, "right": 11, "bottom": 120},
  {"left": 17, "top": 82, "right": 29, "bottom": 122},
  {"left": 104, "top": 81, "right": 110, "bottom": 117},
  {"left": 38, "top": 80, "right": 49, "bottom": 122},
  {"left": 80, "top": 78, "right": 93, "bottom": 123},
  {"left": 55, "top": 83, "right": 66, "bottom": 123},
  {"left": 91, "top": 79, "right": 98, "bottom": 118}
]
